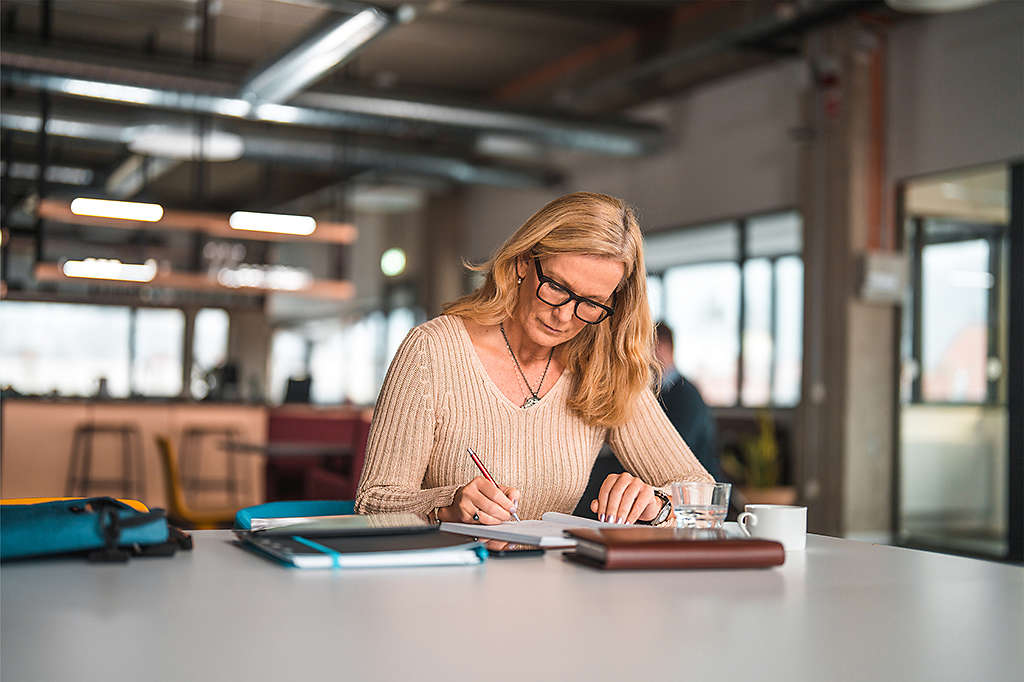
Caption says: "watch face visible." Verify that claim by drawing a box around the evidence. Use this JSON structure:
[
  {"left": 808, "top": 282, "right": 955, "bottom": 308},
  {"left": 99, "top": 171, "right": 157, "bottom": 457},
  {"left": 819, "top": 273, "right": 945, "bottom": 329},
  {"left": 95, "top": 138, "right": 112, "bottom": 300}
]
[{"left": 643, "top": 489, "right": 671, "bottom": 524}]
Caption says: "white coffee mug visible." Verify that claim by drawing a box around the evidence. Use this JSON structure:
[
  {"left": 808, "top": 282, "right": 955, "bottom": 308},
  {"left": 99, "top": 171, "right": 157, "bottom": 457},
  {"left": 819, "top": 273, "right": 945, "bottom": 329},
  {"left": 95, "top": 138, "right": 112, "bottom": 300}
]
[{"left": 737, "top": 504, "right": 807, "bottom": 551}]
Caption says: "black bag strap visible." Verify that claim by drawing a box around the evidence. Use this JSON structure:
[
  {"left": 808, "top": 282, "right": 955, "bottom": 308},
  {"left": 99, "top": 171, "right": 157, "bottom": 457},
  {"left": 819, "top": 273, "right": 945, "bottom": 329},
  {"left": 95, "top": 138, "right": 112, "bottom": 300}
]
[
  {"left": 86, "top": 499, "right": 175, "bottom": 563},
  {"left": 131, "top": 525, "right": 194, "bottom": 557}
]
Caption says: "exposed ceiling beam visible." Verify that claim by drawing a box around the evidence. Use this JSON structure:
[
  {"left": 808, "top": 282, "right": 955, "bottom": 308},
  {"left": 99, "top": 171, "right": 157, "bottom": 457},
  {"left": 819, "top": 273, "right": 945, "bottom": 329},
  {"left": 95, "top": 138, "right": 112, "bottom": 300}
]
[
  {"left": 490, "top": 1, "right": 718, "bottom": 104},
  {"left": 0, "top": 46, "right": 664, "bottom": 156},
  {"left": 568, "top": 0, "right": 884, "bottom": 107}
]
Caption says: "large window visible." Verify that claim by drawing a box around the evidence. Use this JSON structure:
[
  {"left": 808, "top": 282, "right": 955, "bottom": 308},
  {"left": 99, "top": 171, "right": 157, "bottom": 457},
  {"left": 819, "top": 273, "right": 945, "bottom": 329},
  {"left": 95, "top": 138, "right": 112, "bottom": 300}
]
[
  {"left": 645, "top": 211, "right": 803, "bottom": 407},
  {"left": 0, "top": 302, "right": 131, "bottom": 397},
  {"left": 268, "top": 306, "right": 421, "bottom": 406},
  {"left": 190, "top": 308, "right": 230, "bottom": 399},
  {"left": 921, "top": 237, "right": 992, "bottom": 403},
  {"left": 268, "top": 328, "right": 309, "bottom": 405},
  {"left": 904, "top": 218, "right": 1007, "bottom": 407},
  {"left": 773, "top": 256, "right": 804, "bottom": 406},
  {"left": 132, "top": 308, "right": 184, "bottom": 397},
  {"left": 0, "top": 302, "right": 190, "bottom": 398},
  {"left": 663, "top": 262, "right": 741, "bottom": 405}
]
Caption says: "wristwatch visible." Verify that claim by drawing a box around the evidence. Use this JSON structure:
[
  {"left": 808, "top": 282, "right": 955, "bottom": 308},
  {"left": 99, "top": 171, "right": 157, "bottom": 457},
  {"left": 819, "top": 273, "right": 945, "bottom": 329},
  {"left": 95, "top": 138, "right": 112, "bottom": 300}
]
[{"left": 640, "top": 489, "right": 672, "bottom": 526}]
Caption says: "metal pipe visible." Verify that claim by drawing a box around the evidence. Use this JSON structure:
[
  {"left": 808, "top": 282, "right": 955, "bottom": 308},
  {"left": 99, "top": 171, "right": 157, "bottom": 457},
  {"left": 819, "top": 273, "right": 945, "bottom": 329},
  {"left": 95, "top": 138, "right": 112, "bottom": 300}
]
[
  {"left": 0, "top": 106, "right": 559, "bottom": 188},
  {"left": 0, "top": 56, "right": 663, "bottom": 156}
]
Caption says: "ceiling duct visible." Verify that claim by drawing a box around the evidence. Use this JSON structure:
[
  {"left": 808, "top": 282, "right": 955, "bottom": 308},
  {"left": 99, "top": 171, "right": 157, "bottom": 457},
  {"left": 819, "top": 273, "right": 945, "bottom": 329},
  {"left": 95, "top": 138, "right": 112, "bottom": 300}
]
[
  {"left": 0, "top": 107, "right": 559, "bottom": 188},
  {"left": 0, "top": 48, "right": 664, "bottom": 156}
]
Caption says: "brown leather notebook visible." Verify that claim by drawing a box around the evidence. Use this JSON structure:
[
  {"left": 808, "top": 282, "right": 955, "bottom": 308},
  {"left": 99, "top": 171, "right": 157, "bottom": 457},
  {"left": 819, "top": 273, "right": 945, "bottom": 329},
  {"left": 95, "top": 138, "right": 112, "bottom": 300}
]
[{"left": 563, "top": 527, "right": 785, "bottom": 570}]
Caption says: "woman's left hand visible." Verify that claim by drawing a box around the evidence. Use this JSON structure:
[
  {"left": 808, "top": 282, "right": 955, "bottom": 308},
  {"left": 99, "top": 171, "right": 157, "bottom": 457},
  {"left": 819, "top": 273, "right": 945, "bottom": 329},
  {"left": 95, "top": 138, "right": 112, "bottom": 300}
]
[{"left": 590, "top": 472, "right": 661, "bottom": 524}]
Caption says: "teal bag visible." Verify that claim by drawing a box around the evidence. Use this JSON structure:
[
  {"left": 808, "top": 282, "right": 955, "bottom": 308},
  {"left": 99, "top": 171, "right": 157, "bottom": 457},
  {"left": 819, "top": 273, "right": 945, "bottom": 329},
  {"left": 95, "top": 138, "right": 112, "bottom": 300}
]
[{"left": 1, "top": 497, "right": 189, "bottom": 562}]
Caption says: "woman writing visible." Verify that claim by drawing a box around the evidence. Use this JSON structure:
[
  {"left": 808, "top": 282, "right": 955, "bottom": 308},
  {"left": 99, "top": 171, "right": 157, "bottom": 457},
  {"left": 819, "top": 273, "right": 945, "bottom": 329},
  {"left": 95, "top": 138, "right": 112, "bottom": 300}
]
[{"left": 355, "top": 192, "right": 712, "bottom": 525}]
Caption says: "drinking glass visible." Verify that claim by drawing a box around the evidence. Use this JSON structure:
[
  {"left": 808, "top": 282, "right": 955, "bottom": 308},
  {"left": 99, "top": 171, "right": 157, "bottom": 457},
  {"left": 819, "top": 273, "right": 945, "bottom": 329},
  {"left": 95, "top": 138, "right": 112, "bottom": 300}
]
[{"left": 670, "top": 481, "right": 731, "bottom": 529}]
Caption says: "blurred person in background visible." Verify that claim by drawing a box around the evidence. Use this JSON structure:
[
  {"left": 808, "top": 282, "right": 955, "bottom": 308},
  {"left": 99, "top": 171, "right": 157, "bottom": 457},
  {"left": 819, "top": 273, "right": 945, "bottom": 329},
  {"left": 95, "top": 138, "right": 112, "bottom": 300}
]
[
  {"left": 356, "top": 192, "right": 712, "bottom": 526},
  {"left": 654, "top": 322, "right": 723, "bottom": 482}
]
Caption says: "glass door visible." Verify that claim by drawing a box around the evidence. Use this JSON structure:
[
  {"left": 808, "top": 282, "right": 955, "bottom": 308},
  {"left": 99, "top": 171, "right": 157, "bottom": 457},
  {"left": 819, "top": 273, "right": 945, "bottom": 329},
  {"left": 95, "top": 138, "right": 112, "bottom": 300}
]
[{"left": 897, "top": 163, "right": 1021, "bottom": 560}]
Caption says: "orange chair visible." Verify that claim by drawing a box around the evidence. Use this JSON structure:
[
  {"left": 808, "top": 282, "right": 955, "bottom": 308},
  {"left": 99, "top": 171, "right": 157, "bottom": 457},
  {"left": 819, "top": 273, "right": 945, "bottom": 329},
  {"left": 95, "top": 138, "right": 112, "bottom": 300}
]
[{"left": 154, "top": 436, "right": 236, "bottom": 530}]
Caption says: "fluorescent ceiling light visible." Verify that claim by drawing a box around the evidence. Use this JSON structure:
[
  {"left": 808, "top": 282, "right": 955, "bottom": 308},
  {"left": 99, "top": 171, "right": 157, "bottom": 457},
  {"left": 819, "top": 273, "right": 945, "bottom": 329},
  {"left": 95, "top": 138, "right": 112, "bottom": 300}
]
[
  {"left": 476, "top": 134, "right": 544, "bottom": 160},
  {"left": 241, "top": 9, "right": 390, "bottom": 106},
  {"left": 229, "top": 211, "right": 316, "bottom": 236},
  {"left": 70, "top": 198, "right": 164, "bottom": 222},
  {"left": 348, "top": 185, "right": 425, "bottom": 213},
  {"left": 0, "top": 113, "right": 42, "bottom": 133},
  {"left": 61, "top": 78, "right": 159, "bottom": 105},
  {"left": 62, "top": 258, "right": 158, "bottom": 283},
  {"left": 885, "top": 0, "right": 994, "bottom": 11},
  {"left": 213, "top": 99, "right": 253, "bottom": 118},
  {"left": 129, "top": 125, "right": 244, "bottom": 161},
  {"left": 254, "top": 103, "right": 304, "bottom": 124}
]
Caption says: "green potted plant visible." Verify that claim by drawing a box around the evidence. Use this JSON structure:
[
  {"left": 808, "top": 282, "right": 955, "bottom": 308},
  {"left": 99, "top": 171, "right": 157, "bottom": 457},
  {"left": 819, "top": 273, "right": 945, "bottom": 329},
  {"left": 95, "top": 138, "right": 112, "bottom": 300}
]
[{"left": 721, "top": 411, "right": 798, "bottom": 505}]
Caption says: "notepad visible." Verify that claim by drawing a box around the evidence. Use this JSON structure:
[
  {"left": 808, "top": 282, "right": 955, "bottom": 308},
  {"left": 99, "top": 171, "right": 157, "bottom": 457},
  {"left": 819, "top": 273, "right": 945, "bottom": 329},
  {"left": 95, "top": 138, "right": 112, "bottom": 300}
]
[
  {"left": 441, "top": 512, "right": 618, "bottom": 547},
  {"left": 250, "top": 512, "right": 434, "bottom": 537},
  {"left": 235, "top": 530, "right": 486, "bottom": 569}
]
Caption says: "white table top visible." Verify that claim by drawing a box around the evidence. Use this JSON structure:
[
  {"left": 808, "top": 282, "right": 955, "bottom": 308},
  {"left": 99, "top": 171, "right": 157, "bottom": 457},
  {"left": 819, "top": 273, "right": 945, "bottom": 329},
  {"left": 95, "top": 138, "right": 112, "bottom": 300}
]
[{"left": 2, "top": 531, "right": 1022, "bottom": 682}]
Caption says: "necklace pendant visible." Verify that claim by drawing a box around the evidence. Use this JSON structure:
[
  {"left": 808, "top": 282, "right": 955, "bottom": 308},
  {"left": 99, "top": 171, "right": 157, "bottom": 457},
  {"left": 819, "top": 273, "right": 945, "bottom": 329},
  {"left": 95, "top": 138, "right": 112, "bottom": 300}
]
[{"left": 521, "top": 395, "right": 541, "bottom": 409}]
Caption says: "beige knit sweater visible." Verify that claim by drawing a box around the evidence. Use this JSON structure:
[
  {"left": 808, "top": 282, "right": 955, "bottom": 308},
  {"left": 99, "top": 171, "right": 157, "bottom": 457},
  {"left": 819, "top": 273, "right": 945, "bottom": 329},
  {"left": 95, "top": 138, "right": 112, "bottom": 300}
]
[{"left": 354, "top": 315, "right": 712, "bottom": 519}]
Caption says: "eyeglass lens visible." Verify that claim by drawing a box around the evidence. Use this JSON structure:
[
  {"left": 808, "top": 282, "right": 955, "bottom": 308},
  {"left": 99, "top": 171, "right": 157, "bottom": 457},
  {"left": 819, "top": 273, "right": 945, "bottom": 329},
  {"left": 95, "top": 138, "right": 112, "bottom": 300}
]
[{"left": 537, "top": 282, "right": 609, "bottom": 323}]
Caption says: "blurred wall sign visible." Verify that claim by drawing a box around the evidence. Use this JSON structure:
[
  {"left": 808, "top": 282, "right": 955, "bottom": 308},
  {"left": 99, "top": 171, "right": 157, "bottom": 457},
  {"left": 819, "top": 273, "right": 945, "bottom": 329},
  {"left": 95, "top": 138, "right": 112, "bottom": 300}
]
[
  {"left": 203, "top": 241, "right": 247, "bottom": 277},
  {"left": 859, "top": 251, "right": 908, "bottom": 304},
  {"left": 216, "top": 264, "right": 313, "bottom": 292}
]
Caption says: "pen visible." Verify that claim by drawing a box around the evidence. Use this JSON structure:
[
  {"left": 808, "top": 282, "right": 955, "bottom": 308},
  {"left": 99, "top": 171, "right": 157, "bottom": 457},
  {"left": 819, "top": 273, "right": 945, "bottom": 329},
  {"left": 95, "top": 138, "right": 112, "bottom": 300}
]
[{"left": 466, "top": 447, "right": 521, "bottom": 522}]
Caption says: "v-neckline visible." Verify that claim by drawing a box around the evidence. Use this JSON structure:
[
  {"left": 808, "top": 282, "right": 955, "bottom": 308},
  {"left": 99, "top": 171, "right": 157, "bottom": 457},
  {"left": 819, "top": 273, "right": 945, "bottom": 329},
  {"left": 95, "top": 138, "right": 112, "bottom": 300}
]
[{"left": 452, "top": 315, "right": 567, "bottom": 413}]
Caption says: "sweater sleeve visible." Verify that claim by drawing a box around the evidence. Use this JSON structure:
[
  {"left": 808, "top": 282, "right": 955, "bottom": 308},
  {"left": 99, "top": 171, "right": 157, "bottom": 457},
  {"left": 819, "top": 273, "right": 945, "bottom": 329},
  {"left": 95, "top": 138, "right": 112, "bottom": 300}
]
[
  {"left": 354, "top": 327, "right": 461, "bottom": 515},
  {"left": 607, "top": 387, "right": 715, "bottom": 488}
]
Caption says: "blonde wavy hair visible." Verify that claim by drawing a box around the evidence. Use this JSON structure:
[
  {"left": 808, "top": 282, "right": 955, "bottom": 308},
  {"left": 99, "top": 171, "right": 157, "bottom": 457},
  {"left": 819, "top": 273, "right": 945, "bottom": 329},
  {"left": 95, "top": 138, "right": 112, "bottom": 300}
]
[{"left": 444, "top": 191, "right": 656, "bottom": 428}]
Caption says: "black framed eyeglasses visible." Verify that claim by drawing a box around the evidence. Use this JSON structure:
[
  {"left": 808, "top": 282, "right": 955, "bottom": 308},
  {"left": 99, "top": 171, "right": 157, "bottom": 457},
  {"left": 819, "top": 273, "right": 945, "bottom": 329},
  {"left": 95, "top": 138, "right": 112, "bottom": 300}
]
[{"left": 533, "top": 258, "right": 615, "bottom": 324}]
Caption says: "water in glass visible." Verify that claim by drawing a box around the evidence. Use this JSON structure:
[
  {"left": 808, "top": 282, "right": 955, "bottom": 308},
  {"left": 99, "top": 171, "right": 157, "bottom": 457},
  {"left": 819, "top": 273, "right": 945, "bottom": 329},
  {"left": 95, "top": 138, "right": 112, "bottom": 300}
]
[{"left": 673, "top": 504, "right": 727, "bottom": 529}]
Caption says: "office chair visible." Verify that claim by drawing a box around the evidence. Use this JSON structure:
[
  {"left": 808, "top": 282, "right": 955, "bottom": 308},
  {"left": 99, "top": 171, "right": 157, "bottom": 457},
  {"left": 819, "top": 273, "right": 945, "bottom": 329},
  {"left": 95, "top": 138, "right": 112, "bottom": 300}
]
[{"left": 154, "top": 436, "right": 237, "bottom": 530}]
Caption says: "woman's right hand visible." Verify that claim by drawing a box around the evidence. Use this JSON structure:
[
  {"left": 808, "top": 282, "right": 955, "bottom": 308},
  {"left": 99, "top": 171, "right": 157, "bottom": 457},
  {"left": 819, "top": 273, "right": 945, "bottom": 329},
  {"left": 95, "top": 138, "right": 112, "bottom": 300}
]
[{"left": 438, "top": 476, "right": 520, "bottom": 525}]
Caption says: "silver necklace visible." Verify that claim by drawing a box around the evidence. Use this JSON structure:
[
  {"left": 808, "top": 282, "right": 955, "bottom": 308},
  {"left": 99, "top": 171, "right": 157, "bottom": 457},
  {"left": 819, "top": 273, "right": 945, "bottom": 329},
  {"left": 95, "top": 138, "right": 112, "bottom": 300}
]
[{"left": 499, "top": 323, "right": 553, "bottom": 409}]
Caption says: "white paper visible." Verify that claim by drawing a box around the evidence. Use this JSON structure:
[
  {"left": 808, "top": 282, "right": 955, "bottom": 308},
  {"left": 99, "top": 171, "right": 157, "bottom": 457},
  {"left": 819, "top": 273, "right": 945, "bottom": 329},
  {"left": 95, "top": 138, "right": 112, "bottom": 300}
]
[{"left": 441, "top": 512, "right": 617, "bottom": 547}]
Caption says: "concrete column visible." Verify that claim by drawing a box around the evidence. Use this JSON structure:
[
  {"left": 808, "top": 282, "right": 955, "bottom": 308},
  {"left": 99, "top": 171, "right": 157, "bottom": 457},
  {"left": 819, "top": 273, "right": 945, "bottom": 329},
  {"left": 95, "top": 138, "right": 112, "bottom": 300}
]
[
  {"left": 228, "top": 310, "right": 270, "bottom": 403},
  {"left": 422, "top": 191, "right": 468, "bottom": 316},
  {"left": 799, "top": 23, "right": 897, "bottom": 537}
]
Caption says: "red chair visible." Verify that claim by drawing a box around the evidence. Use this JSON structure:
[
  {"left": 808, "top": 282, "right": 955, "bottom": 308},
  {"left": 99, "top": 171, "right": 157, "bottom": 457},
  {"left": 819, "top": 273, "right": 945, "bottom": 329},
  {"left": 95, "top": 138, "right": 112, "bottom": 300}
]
[
  {"left": 305, "top": 417, "right": 370, "bottom": 500},
  {"left": 264, "top": 409, "right": 371, "bottom": 501}
]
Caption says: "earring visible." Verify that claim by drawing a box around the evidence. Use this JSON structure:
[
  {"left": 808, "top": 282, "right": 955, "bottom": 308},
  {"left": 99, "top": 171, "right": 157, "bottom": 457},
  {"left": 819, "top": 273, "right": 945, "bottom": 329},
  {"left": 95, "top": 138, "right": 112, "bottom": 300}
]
[{"left": 517, "top": 276, "right": 523, "bottom": 285}]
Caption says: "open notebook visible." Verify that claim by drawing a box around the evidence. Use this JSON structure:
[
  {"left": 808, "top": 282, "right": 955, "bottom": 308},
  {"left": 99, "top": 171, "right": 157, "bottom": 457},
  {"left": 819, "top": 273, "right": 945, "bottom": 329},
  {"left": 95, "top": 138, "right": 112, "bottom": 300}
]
[{"left": 441, "top": 512, "right": 618, "bottom": 548}]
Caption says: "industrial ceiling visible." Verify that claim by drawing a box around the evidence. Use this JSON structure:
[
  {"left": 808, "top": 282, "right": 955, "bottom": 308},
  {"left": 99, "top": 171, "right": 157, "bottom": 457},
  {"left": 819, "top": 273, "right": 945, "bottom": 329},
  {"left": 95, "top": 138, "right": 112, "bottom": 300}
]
[{"left": 0, "top": 0, "right": 893, "bottom": 304}]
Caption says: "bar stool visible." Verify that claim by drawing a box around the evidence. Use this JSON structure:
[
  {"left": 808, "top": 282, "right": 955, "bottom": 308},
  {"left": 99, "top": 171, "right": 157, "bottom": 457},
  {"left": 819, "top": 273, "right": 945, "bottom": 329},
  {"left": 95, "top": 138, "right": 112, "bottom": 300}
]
[
  {"left": 179, "top": 426, "right": 243, "bottom": 506},
  {"left": 65, "top": 423, "right": 146, "bottom": 499}
]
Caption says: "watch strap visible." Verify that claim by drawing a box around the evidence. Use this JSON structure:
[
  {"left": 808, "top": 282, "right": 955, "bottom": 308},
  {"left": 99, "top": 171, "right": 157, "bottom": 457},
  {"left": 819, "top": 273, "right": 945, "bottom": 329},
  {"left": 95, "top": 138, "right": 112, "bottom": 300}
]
[{"left": 637, "top": 489, "right": 672, "bottom": 525}]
